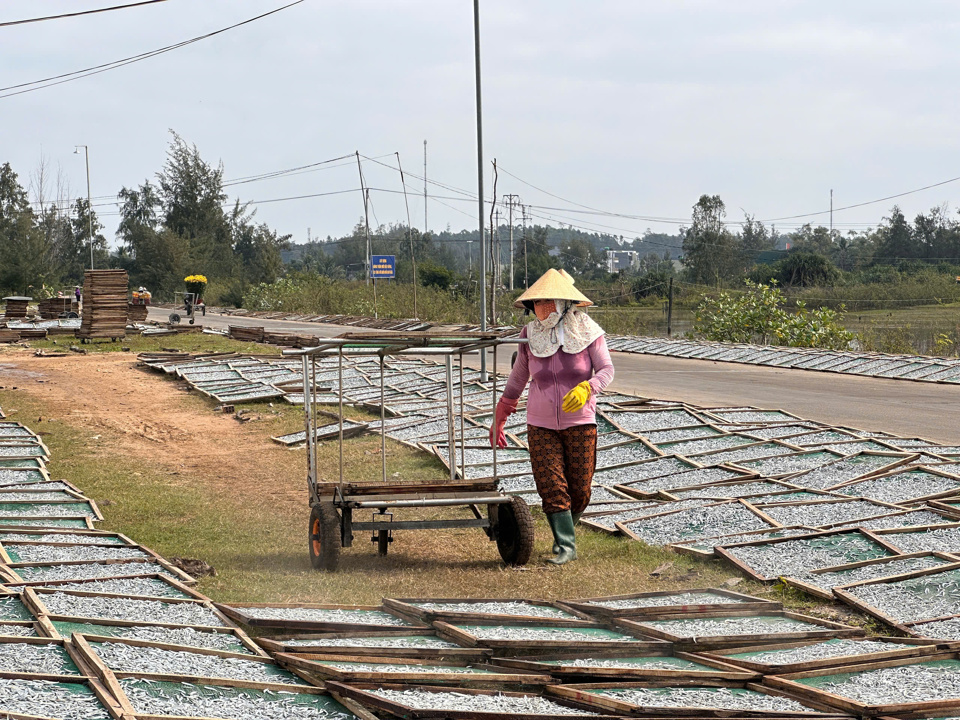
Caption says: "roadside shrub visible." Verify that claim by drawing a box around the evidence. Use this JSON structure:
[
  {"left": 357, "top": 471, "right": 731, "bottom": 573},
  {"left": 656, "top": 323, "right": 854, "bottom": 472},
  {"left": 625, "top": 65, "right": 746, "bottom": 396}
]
[{"left": 694, "top": 281, "right": 854, "bottom": 349}]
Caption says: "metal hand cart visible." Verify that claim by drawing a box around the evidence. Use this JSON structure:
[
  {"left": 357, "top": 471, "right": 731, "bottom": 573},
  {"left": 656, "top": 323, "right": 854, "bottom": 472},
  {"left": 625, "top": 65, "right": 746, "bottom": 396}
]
[
  {"left": 168, "top": 292, "right": 203, "bottom": 325},
  {"left": 285, "top": 333, "right": 534, "bottom": 571}
]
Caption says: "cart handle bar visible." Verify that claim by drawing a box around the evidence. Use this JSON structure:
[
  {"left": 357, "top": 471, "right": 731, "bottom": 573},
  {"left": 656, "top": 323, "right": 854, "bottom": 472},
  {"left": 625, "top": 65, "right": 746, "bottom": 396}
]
[{"left": 343, "top": 495, "right": 514, "bottom": 509}]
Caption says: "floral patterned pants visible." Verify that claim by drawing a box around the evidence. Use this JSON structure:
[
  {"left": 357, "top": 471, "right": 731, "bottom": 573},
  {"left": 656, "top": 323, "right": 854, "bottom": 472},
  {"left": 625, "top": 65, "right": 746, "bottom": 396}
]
[{"left": 527, "top": 424, "right": 597, "bottom": 515}]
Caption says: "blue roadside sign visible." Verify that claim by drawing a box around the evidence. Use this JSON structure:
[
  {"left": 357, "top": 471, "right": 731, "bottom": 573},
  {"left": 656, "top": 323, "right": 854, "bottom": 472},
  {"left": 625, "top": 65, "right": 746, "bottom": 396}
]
[{"left": 371, "top": 255, "right": 396, "bottom": 279}]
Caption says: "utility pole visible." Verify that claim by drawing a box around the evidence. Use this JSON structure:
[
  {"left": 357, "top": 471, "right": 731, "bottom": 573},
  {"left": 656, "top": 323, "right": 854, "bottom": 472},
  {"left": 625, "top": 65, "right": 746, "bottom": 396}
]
[
  {"left": 522, "top": 204, "right": 529, "bottom": 288},
  {"left": 396, "top": 152, "right": 418, "bottom": 318},
  {"left": 667, "top": 277, "right": 674, "bottom": 337},
  {"left": 473, "top": 0, "right": 487, "bottom": 379},
  {"left": 355, "top": 152, "right": 372, "bottom": 286},
  {"left": 504, "top": 194, "right": 519, "bottom": 290},
  {"left": 74, "top": 145, "right": 93, "bottom": 269},
  {"left": 494, "top": 208, "right": 500, "bottom": 292},
  {"left": 830, "top": 188, "right": 834, "bottom": 237},
  {"left": 423, "top": 140, "right": 428, "bottom": 233}
]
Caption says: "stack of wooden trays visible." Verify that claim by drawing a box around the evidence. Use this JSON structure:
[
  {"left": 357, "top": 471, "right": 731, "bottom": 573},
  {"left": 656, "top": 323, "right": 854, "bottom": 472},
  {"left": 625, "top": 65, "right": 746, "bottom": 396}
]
[
  {"left": 37, "top": 297, "right": 71, "bottom": 319},
  {"left": 127, "top": 304, "right": 148, "bottom": 322},
  {"left": 2, "top": 296, "right": 30, "bottom": 319},
  {"left": 78, "top": 270, "right": 128, "bottom": 340},
  {"left": 229, "top": 325, "right": 264, "bottom": 342}
]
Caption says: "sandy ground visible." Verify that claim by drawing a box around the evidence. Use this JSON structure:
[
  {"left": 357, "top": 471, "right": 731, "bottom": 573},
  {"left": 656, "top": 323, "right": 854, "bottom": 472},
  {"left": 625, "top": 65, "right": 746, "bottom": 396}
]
[{"left": 0, "top": 351, "right": 304, "bottom": 509}]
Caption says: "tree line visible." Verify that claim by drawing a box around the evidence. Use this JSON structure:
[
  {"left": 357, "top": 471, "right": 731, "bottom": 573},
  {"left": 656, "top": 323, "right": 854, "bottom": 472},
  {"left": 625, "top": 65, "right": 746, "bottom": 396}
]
[
  {"left": 4, "top": 131, "right": 960, "bottom": 308},
  {"left": 0, "top": 132, "right": 288, "bottom": 303}
]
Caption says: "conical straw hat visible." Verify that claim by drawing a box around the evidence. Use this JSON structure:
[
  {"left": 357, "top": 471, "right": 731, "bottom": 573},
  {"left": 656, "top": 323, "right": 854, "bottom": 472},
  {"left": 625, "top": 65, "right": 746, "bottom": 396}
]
[{"left": 514, "top": 268, "right": 592, "bottom": 309}]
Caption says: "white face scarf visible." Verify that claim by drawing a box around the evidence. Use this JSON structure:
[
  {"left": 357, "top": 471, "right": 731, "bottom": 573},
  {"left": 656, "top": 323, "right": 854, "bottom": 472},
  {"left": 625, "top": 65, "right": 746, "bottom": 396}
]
[{"left": 527, "top": 300, "right": 605, "bottom": 357}]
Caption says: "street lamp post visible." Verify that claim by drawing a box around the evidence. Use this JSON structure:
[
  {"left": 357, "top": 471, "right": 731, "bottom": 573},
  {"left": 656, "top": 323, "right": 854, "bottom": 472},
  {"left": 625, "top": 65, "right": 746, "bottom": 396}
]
[{"left": 74, "top": 145, "right": 93, "bottom": 270}]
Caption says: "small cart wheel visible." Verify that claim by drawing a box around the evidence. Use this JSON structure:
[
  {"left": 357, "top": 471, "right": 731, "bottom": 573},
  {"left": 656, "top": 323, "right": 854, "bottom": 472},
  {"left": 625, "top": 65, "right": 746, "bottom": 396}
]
[
  {"left": 308, "top": 503, "right": 342, "bottom": 571},
  {"left": 377, "top": 528, "right": 390, "bottom": 556},
  {"left": 189, "top": 318, "right": 195, "bottom": 325},
  {"left": 490, "top": 496, "right": 535, "bottom": 566},
  {"left": 168, "top": 312, "right": 181, "bottom": 325}
]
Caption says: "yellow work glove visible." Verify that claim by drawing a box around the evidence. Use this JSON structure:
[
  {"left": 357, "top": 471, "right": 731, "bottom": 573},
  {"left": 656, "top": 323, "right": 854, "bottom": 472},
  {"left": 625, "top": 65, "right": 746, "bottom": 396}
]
[{"left": 562, "top": 381, "right": 592, "bottom": 413}]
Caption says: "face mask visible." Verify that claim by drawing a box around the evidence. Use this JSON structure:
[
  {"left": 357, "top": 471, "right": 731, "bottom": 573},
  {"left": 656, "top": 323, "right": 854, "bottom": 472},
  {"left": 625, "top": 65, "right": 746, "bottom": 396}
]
[{"left": 534, "top": 300, "right": 556, "bottom": 322}]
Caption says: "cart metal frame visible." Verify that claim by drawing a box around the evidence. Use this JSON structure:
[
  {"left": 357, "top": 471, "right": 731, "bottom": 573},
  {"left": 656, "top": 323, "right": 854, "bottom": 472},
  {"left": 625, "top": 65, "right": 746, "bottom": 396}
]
[{"left": 285, "top": 333, "right": 534, "bottom": 571}]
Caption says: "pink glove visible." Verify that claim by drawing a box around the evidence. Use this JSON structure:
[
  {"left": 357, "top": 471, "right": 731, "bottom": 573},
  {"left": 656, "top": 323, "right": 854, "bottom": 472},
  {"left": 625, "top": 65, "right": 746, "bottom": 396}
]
[{"left": 489, "top": 397, "right": 518, "bottom": 449}]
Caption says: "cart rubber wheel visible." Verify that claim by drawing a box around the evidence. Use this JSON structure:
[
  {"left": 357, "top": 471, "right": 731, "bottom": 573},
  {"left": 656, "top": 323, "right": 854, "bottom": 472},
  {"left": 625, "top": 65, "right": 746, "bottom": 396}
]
[
  {"left": 308, "top": 503, "right": 341, "bottom": 571},
  {"left": 491, "top": 496, "right": 535, "bottom": 566},
  {"left": 168, "top": 312, "right": 181, "bottom": 325},
  {"left": 189, "top": 318, "right": 195, "bottom": 325}
]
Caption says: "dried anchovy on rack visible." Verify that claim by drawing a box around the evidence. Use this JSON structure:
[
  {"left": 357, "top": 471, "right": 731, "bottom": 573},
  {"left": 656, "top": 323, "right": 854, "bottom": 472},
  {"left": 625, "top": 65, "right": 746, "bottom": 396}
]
[
  {"left": 5, "top": 543, "right": 149, "bottom": 563},
  {"left": 27, "top": 577, "right": 189, "bottom": 599},
  {"left": 82, "top": 625, "right": 251, "bottom": 653},
  {"left": 589, "top": 592, "right": 746, "bottom": 610},
  {"left": 461, "top": 625, "right": 636, "bottom": 642},
  {"left": 280, "top": 634, "right": 461, "bottom": 649},
  {"left": 0, "top": 624, "right": 37, "bottom": 637},
  {"left": 670, "top": 526, "right": 812, "bottom": 553},
  {"left": 757, "top": 500, "right": 894, "bottom": 527},
  {"left": 727, "top": 638, "right": 895, "bottom": 665},
  {"left": 622, "top": 503, "right": 770, "bottom": 546},
  {"left": 805, "top": 555, "right": 950, "bottom": 591},
  {"left": 412, "top": 601, "right": 574, "bottom": 619},
  {"left": 817, "top": 661, "right": 960, "bottom": 704},
  {"left": 549, "top": 656, "right": 711, "bottom": 671},
  {"left": 882, "top": 527, "right": 960, "bottom": 553},
  {"left": 846, "top": 570, "right": 960, "bottom": 623},
  {"left": 0, "top": 532, "right": 125, "bottom": 544},
  {"left": 0, "top": 596, "right": 31, "bottom": 621},
  {"left": 119, "top": 679, "right": 356, "bottom": 720},
  {"left": 41, "top": 593, "right": 223, "bottom": 626},
  {"left": 617, "top": 468, "right": 741, "bottom": 495},
  {"left": 91, "top": 642, "right": 304, "bottom": 685},
  {"left": 910, "top": 617, "right": 960, "bottom": 640},
  {"left": 835, "top": 472, "right": 960, "bottom": 504},
  {"left": 642, "top": 615, "right": 825, "bottom": 637},
  {"left": 0, "top": 641, "right": 77, "bottom": 675},
  {"left": 671, "top": 481, "right": 786, "bottom": 499},
  {"left": 724, "top": 534, "right": 890, "bottom": 578},
  {"left": 831, "top": 509, "right": 951, "bottom": 531},
  {"left": 321, "top": 660, "right": 490, "bottom": 674},
  {"left": 368, "top": 688, "right": 596, "bottom": 715},
  {"left": 592, "top": 686, "right": 811, "bottom": 713},
  {"left": 236, "top": 607, "right": 412, "bottom": 626},
  {"left": 15, "top": 560, "right": 173, "bottom": 582},
  {"left": 0, "top": 678, "right": 109, "bottom": 719},
  {"left": 788, "top": 455, "right": 906, "bottom": 490}
]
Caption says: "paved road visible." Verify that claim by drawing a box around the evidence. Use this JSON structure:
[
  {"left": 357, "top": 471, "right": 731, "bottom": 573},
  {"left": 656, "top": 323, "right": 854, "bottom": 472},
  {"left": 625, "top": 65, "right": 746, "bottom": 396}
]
[{"left": 148, "top": 307, "right": 960, "bottom": 444}]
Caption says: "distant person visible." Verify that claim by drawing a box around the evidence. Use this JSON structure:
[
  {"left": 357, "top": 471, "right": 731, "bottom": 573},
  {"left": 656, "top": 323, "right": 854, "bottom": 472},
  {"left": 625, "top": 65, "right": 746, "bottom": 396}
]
[{"left": 74, "top": 286, "right": 81, "bottom": 303}]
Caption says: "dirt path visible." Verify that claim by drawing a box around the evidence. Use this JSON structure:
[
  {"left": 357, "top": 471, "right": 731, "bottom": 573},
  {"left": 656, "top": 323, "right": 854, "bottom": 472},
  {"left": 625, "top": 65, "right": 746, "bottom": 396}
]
[{"left": 0, "top": 350, "right": 305, "bottom": 509}]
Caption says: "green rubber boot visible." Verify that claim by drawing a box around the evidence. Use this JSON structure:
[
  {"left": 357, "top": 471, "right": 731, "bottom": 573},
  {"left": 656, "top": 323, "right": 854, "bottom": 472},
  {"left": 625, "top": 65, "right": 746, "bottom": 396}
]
[
  {"left": 553, "top": 511, "right": 583, "bottom": 554},
  {"left": 546, "top": 511, "right": 577, "bottom": 565}
]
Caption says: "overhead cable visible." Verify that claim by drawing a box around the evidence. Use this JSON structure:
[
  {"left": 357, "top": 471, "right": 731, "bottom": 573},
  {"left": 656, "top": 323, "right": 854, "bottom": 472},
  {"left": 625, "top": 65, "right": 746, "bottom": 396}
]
[
  {"left": 0, "top": 0, "right": 169, "bottom": 28},
  {"left": 0, "top": 0, "right": 304, "bottom": 99}
]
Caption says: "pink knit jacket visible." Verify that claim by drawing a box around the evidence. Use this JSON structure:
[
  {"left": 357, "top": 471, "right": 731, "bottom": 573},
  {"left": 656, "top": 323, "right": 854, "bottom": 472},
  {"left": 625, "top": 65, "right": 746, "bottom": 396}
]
[{"left": 501, "top": 325, "right": 615, "bottom": 430}]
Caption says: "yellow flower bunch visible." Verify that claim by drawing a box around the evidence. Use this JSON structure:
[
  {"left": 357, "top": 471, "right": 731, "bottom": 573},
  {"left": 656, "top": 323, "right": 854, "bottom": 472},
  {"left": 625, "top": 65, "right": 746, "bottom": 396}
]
[{"left": 184, "top": 275, "right": 208, "bottom": 284}]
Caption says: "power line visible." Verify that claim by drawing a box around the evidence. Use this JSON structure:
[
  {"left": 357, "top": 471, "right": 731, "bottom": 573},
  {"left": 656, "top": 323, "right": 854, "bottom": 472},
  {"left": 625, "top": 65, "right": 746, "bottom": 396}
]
[
  {"left": 0, "top": 0, "right": 305, "bottom": 99},
  {"left": 761, "top": 174, "right": 960, "bottom": 223},
  {"left": 0, "top": 0, "right": 170, "bottom": 28}
]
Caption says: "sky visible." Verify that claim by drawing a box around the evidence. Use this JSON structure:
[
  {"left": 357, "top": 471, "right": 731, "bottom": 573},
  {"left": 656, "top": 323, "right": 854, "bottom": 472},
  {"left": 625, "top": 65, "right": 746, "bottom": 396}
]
[{"left": 3, "top": 0, "right": 960, "bottom": 249}]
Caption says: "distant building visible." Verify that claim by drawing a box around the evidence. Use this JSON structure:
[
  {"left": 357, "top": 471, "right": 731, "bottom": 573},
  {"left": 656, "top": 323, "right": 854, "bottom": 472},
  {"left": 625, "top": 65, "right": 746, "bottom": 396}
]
[{"left": 606, "top": 250, "right": 639, "bottom": 273}]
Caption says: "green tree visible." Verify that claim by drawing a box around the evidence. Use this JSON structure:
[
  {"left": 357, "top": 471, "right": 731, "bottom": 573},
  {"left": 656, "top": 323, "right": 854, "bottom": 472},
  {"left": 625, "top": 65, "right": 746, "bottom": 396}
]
[
  {"left": 681, "top": 195, "right": 740, "bottom": 285},
  {"left": 874, "top": 206, "right": 916, "bottom": 263},
  {"left": 156, "top": 131, "right": 233, "bottom": 279},
  {"left": 0, "top": 162, "right": 50, "bottom": 294}
]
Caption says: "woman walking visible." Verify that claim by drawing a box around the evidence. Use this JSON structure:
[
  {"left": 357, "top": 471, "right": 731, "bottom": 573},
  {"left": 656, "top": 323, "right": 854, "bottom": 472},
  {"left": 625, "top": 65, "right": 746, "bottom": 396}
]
[{"left": 490, "top": 269, "right": 614, "bottom": 565}]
